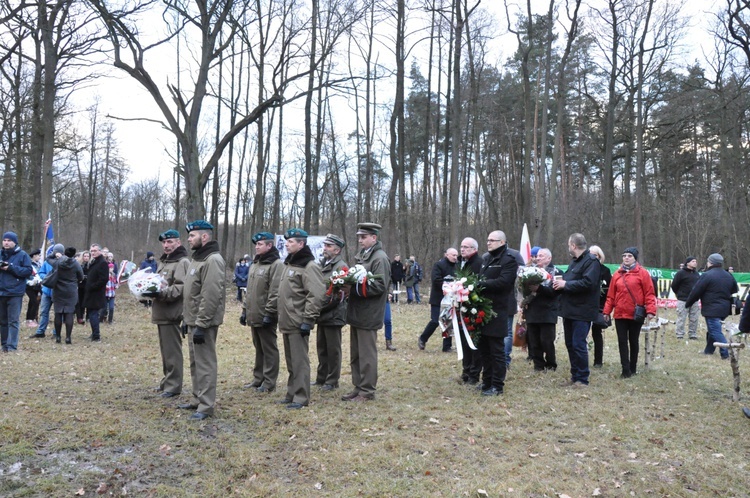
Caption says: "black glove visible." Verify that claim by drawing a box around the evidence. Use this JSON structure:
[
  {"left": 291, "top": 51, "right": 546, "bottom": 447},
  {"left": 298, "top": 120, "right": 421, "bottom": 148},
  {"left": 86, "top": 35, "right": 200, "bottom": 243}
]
[
  {"left": 239, "top": 311, "right": 247, "bottom": 326},
  {"left": 300, "top": 322, "right": 312, "bottom": 337},
  {"left": 262, "top": 315, "right": 274, "bottom": 326},
  {"left": 181, "top": 323, "right": 188, "bottom": 338},
  {"left": 141, "top": 291, "right": 160, "bottom": 298},
  {"left": 193, "top": 327, "right": 206, "bottom": 345}
]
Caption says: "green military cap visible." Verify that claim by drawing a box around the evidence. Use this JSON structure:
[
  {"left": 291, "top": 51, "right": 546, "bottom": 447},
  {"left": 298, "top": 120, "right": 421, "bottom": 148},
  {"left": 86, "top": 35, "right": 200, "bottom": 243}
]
[
  {"left": 356, "top": 222, "right": 381, "bottom": 235},
  {"left": 158, "top": 229, "right": 180, "bottom": 241},
  {"left": 323, "top": 233, "right": 345, "bottom": 248},
  {"left": 251, "top": 232, "right": 275, "bottom": 243},
  {"left": 185, "top": 220, "right": 214, "bottom": 232},
  {"left": 284, "top": 228, "right": 308, "bottom": 239}
]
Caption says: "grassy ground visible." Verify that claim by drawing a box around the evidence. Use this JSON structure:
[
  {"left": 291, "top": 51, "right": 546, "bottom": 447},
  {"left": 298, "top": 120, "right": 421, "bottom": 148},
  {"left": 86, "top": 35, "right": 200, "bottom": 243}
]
[{"left": 1, "top": 292, "right": 749, "bottom": 497}]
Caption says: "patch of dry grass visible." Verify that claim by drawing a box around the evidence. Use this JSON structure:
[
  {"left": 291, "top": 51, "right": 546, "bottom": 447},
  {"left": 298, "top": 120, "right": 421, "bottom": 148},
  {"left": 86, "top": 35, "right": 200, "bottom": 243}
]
[{"left": 2, "top": 293, "right": 750, "bottom": 497}]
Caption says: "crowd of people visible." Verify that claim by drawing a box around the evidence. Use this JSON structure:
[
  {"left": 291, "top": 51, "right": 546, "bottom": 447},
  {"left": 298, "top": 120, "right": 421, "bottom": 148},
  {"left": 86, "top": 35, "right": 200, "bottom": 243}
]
[
  {"left": 0, "top": 232, "right": 123, "bottom": 351},
  {"left": 4, "top": 222, "right": 749, "bottom": 421}
]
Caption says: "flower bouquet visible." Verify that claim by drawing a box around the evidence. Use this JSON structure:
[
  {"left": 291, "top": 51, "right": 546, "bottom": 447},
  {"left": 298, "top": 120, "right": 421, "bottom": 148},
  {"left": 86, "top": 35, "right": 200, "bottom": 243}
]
[
  {"left": 117, "top": 260, "right": 138, "bottom": 284},
  {"left": 516, "top": 266, "right": 551, "bottom": 308},
  {"left": 339, "top": 264, "right": 383, "bottom": 298},
  {"left": 439, "top": 267, "right": 496, "bottom": 360},
  {"left": 325, "top": 266, "right": 350, "bottom": 296},
  {"left": 127, "top": 268, "right": 167, "bottom": 300}
]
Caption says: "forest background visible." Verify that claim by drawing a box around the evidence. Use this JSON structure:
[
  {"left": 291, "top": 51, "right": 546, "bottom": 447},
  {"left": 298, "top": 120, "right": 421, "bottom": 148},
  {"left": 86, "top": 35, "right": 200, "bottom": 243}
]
[{"left": 2, "top": 0, "right": 750, "bottom": 271}]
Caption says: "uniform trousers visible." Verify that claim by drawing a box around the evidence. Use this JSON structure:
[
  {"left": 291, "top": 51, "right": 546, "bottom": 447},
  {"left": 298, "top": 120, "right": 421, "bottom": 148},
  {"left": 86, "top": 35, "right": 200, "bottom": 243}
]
[
  {"left": 157, "top": 323, "right": 183, "bottom": 394},
  {"left": 316, "top": 324, "right": 342, "bottom": 386},
  {"left": 282, "top": 331, "right": 310, "bottom": 405},
  {"left": 187, "top": 325, "right": 218, "bottom": 416},
  {"left": 251, "top": 325, "right": 279, "bottom": 390},
  {"left": 349, "top": 326, "right": 378, "bottom": 397}
]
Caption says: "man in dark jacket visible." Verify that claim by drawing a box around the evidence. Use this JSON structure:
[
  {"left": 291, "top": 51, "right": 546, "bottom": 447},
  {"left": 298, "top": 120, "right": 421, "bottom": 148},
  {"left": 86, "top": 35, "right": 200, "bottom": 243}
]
[
  {"left": 685, "top": 253, "right": 738, "bottom": 359},
  {"left": 417, "top": 247, "right": 458, "bottom": 352},
  {"left": 314, "top": 234, "right": 348, "bottom": 390},
  {"left": 671, "top": 256, "right": 700, "bottom": 340},
  {"left": 477, "top": 230, "right": 519, "bottom": 396},
  {"left": 458, "top": 238, "right": 482, "bottom": 383},
  {"left": 147, "top": 229, "right": 190, "bottom": 398},
  {"left": 390, "top": 255, "right": 405, "bottom": 303},
  {"left": 342, "top": 222, "right": 391, "bottom": 402},
  {"left": 83, "top": 244, "right": 109, "bottom": 342},
  {"left": 523, "top": 248, "right": 561, "bottom": 372},
  {"left": 553, "top": 233, "right": 600, "bottom": 387},
  {"left": 0, "top": 232, "right": 33, "bottom": 352}
]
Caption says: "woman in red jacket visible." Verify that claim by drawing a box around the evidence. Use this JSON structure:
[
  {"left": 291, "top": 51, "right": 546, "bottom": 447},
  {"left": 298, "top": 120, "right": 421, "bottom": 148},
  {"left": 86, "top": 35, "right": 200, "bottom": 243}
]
[{"left": 602, "top": 247, "right": 656, "bottom": 378}]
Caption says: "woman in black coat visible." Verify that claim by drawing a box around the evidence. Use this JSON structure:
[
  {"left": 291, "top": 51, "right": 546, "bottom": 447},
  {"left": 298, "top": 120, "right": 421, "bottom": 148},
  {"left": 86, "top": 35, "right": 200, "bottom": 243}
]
[
  {"left": 588, "top": 246, "right": 612, "bottom": 368},
  {"left": 53, "top": 247, "right": 84, "bottom": 344}
]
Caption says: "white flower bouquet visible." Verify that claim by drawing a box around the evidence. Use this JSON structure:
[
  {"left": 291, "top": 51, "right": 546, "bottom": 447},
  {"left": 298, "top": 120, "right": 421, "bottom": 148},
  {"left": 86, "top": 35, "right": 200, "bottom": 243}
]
[{"left": 127, "top": 268, "right": 167, "bottom": 299}]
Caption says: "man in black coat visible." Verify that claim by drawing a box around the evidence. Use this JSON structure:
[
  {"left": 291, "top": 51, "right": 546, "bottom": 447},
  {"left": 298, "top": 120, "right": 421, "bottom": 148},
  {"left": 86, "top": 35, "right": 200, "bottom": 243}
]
[
  {"left": 552, "top": 233, "right": 600, "bottom": 387},
  {"left": 417, "top": 248, "right": 458, "bottom": 352},
  {"left": 83, "top": 244, "right": 109, "bottom": 342},
  {"left": 685, "top": 253, "right": 738, "bottom": 359},
  {"left": 458, "top": 237, "right": 483, "bottom": 383},
  {"left": 390, "top": 255, "right": 405, "bottom": 303},
  {"left": 523, "top": 248, "right": 561, "bottom": 372},
  {"left": 477, "top": 231, "right": 519, "bottom": 396},
  {"left": 671, "top": 256, "right": 700, "bottom": 339}
]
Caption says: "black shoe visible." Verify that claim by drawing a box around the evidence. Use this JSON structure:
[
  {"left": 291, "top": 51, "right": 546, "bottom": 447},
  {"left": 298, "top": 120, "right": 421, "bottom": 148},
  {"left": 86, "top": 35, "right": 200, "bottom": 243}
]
[
  {"left": 178, "top": 403, "right": 198, "bottom": 410},
  {"left": 256, "top": 385, "right": 275, "bottom": 393},
  {"left": 65, "top": 338, "right": 71, "bottom": 345},
  {"left": 417, "top": 338, "right": 425, "bottom": 350},
  {"left": 464, "top": 378, "right": 479, "bottom": 385},
  {"left": 189, "top": 412, "right": 210, "bottom": 421},
  {"left": 593, "top": 363, "right": 603, "bottom": 369},
  {"left": 243, "top": 381, "right": 262, "bottom": 389},
  {"left": 160, "top": 391, "right": 180, "bottom": 398},
  {"left": 56, "top": 336, "right": 61, "bottom": 344},
  {"left": 481, "top": 387, "right": 502, "bottom": 396},
  {"left": 29, "top": 333, "right": 45, "bottom": 339},
  {"left": 743, "top": 407, "right": 750, "bottom": 419},
  {"left": 286, "top": 402, "right": 306, "bottom": 409},
  {"left": 276, "top": 398, "right": 293, "bottom": 404},
  {"left": 321, "top": 384, "right": 337, "bottom": 391}
]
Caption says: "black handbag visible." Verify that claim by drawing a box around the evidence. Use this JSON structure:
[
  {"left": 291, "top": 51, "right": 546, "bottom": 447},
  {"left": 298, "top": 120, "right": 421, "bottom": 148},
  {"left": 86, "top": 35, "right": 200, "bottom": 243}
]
[
  {"left": 594, "top": 313, "right": 611, "bottom": 329},
  {"left": 623, "top": 275, "right": 646, "bottom": 324},
  {"left": 41, "top": 269, "right": 59, "bottom": 289}
]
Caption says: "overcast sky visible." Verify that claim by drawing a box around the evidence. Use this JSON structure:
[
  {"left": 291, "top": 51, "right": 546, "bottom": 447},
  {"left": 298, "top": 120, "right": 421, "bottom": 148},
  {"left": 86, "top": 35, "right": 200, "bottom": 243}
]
[{"left": 76, "top": 0, "right": 718, "bottom": 183}]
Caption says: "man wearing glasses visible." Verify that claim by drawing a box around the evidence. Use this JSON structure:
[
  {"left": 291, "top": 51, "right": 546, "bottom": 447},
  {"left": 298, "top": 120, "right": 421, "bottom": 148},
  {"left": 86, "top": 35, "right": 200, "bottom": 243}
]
[{"left": 476, "top": 231, "right": 519, "bottom": 395}]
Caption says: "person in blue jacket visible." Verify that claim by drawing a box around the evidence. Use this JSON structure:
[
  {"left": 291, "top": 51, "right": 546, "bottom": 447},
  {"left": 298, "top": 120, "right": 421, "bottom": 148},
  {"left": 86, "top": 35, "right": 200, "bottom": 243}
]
[
  {"left": 0, "top": 232, "right": 34, "bottom": 352},
  {"left": 233, "top": 257, "right": 250, "bottom": 301},
  {"left": 140, "top": 251, "right": 158, "bottom": 272}
]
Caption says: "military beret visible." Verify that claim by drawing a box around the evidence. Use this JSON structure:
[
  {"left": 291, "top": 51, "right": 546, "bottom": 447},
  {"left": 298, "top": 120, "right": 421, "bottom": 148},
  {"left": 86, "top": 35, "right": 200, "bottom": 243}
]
[
  {"left": 530, "top": 246, "right": 541, "bottom": 257},
  {"left": 251, "top": 232, "right": 274, "bottom": 243},
  {"left": 356, "top": 222, "right": 381, "bottom": 235},
  {"left": 185, "top": 220, "right": 214, "bottom": 232},
  {"left": 323, "top": 233, "right": 345, "bottom": 248},
  {"left": 158, "top": 229, "right": 180, "bottom": 241},
  {"left": 284, "top": 228, "right": 308, "bottom": 239}
]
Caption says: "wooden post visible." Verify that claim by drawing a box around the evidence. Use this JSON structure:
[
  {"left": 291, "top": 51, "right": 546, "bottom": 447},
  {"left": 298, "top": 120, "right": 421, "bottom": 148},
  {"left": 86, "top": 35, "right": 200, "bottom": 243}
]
[
  {"left": 713, "top": 341, "right": 745, "bottom": 402},
  {"left": 642, "top": 318, "right": 672, "bottom": 369}
]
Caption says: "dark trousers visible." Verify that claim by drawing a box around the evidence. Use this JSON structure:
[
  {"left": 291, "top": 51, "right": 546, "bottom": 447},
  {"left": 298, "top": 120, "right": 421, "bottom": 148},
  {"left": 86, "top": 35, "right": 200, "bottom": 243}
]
[
  {"left": 25, "top": 287, "right": 40, "bottom": 321},
  {"left": 54, "top": 312, "right": 74, "bottom": 340},
  {"left": 419, "top": 304, "right": 452, "bottom": 351},
  {"left": 563, "top": 318, "right": 590, "bottom": 384},
  {"left": 459, "top": 329, "right": 482, "bottom": 381},
  {"left": 480, "top": 335, "right": 506, "bottom": 391},
  {"left": 591, "top": 323, "right": 605, "bottom": 366},
  {"left": 526, "top": 322, "right": 557, "bottom": 371},
  {"left": 615, "top": 319, "right": 642, "bottom": 377},
  {"left": 88, "top": 308, "right": 101, "bottom": 339}
]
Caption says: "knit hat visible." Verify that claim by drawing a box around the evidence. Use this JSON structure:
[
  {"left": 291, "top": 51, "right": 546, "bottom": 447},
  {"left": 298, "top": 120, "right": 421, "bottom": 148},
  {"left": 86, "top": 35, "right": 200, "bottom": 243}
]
[
  {"left": 684, "top": 256, "right": 696, "bottom": 266},
  {"left": 2, "top": 232, "right": 18, "bottom": 245},
  {"left": 52, "top": 243, "right": 65, "bottom": 254},
  {"left": 64, "top": 247, "right": 77, "bottom": 258},
  {"left": 708, "top": 253, "right": 723, "bottom": 266},
  {"left": 623, "top": 247, "right": 639, "bottom": 261},
  {"left": 146, "top": 251, "right": 154, "bottom": 258},
  {"left": 29, "top": 248, "right": 41, "bottom": 257}
]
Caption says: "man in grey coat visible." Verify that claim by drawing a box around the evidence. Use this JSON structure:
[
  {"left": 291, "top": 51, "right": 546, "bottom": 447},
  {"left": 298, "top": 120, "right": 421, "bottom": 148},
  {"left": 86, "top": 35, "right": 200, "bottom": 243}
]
[
  {"left": 342, "top": 222, "right": 391, "bottom": 402},
  {"left": 178, "top": 220, "right": 226, "bottom": 420},
  {"left": 146, "top": 229, "right": 190, "bottom": 398}
]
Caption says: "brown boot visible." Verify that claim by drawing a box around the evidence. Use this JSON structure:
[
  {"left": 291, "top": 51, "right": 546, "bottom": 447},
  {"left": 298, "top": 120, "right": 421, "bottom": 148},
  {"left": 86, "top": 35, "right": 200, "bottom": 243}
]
[{"left": 386, "top": 340, "right": 397, "bottom": 351}]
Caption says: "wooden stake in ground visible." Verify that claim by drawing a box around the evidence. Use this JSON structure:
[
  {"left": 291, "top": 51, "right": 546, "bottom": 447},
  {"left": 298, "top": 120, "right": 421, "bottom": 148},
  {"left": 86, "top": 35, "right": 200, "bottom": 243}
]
[
  {"left": 642, "top": 317, "right": 673, "bottom": 369},
  {"left": 717, "top": 321, "right": 747, "bottom": 402}
]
